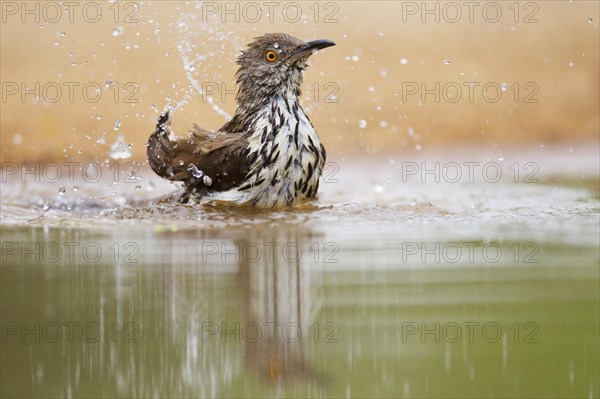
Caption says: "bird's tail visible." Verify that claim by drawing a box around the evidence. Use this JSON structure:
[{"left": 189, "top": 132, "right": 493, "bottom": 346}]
[{"left": 147, "top": 111, "right": 177, "bottom": 179}]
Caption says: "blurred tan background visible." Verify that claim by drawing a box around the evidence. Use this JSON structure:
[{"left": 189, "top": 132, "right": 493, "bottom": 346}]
[{"left": 1, "top": 0, "right": 598, "bottom": 162}]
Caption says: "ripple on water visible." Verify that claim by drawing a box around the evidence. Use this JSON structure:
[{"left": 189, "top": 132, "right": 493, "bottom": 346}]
[{"left": 1, "top": 154, "right": 598, "bottom": 245}]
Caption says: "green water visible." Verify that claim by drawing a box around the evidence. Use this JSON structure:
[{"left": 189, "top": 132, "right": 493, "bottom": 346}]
[{"left": 1, "top": 158, "right": 599, "bottom": 398}]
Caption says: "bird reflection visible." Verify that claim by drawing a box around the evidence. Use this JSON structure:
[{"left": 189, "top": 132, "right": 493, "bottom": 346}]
[{"left": 237, "top": 226, "right": 327, "bottom": 388}]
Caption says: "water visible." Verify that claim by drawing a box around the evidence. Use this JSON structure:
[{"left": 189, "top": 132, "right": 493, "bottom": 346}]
[{"left": 1, "top": 149, "right": 598, "bottom": 398}]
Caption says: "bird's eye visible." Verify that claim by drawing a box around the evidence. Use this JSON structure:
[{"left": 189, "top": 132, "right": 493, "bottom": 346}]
[{"left": 265, "top": 50, "right": 278, "bottom": 62}]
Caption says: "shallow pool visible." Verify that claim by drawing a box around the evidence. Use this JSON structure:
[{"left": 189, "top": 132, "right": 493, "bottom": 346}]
[{"left": 1, "top": 148, "right": 598, "bottom": 398}]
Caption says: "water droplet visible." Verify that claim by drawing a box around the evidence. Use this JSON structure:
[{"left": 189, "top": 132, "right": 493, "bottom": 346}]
[
  {"left": 96, "top": 136, "right": 106, "bottom": 145},
  {"left": 443, "top": 59, "right": 451, "bottom": 65},
  {"left": 373, "top": 184, "right": 385, "bottom": 194},
  {"left": 12, "top": 133, "right": 22, "bottom": 145},
  {"left": 178, "top": 160, "right": 184, "bottom": 166},
  {"left": 145, "top": 181, "right": 156, "bottom": 192},
  {"left": 498, "top": 154, "right": 504, "bottom": 161},
  {"left": 501, "top": 82, "right": 508, "bottom": 92},
  {"left": 109, "top": 135, "right": 132, "bottom": 159},
  {"left": 187, "top": 164, "right": 203, "bottom": 178},
  {"left": 342, "top": 32, "right": 349, "bottom": 38},
  {"left": 351, "top": 55, "right": 360, "bottom": 62},
  {"left": 203, "top": 175, "right": 213, "bottom": 186},
  {"left": 112, "top": 27, "right": 124, "bottom": 37},
  {"left": 113, "top": 119, "right": 121, "bottom": 131},
  {"left": 379, "top": 68, "right": 388, "bottom": 77},
  {"left": 58, "top": 186, "right": 66, "bottom": 195},
  {"left": 568, "top": 61, "right": 574, "bottom": 67},
  {"left": 379, "top": 120, "right": 388, "bottom": 128},
  {"left": 415, "top": 144, "right": 422, "bottom": 151},
  {"left": 73, "top": 185, "right": 79, "bottom": 192},
  {"left": 358, "top": 119, "right": 367, "bottom": 129},
  {"left": 368, "top": 86, "right": 375, "bottom": 93},
  {"left": 400, "top": 57, "right": 408, "bottom": 65},
  {"left": 589, "top": 16, "right": 593, "bottom": 23},
  {"left": 59, "top": 31, "right": 66, "bottom": 36},
  {"left": 135, "top": 185, "right": 141, "bottom": 191},
  {"left": 105, "top": 80, "right": 115, "bottom": 89},
  {"left": 42, "top": 203, "right": 50, "bottom": 211}
]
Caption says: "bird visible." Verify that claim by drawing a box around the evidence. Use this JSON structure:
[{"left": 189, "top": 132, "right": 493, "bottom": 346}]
[{"left": 147, "top": 33, "right": 335, "bottom": 209}]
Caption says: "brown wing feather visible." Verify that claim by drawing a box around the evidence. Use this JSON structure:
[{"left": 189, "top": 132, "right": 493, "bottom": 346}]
[{"left": 147, "top": 112, "right": 251, "bottom": 193}]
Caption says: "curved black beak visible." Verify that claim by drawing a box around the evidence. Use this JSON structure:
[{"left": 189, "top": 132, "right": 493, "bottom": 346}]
[{"left": 286, "top": 39, "right": 336, "bottom": 65}]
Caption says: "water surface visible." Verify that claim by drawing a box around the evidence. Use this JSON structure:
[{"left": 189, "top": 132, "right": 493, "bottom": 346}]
[{"left": 1, "top": 151, "right": 599, "bottom": 398}]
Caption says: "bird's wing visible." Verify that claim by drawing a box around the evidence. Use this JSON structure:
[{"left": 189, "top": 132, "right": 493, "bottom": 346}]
[{"left": 147, "top": 112, "right": 252, "bottom": 192}]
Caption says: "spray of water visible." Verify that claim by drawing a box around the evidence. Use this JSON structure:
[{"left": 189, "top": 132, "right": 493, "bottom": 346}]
[{"left": 158, "top": 5, "right": 246, "bottom": 120}]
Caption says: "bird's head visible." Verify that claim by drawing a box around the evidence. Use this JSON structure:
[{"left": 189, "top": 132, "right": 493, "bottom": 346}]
[{"left": 234, "top": 33, "right": 335, "bottom": 106}]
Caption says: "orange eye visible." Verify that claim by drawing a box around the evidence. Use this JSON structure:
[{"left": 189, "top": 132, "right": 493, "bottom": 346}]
[{"left": 265, "top": 50, "right": 278, "bottom": 62}]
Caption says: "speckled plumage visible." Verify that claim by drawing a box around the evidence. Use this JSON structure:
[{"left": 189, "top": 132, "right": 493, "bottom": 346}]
[{"left": 147, "top": 33, "right": 335, "bottom": 208}]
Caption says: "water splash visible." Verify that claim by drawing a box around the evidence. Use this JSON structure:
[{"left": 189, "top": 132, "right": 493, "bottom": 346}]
[
  {"left": 187, "top": 164, "right": 203, "bottom": 178},
  {"left": 109, "top": 135, "right": 132, "bottom": 159},
  {"left": 157, "top": 7, "right": 246, "bottom": 121}
]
